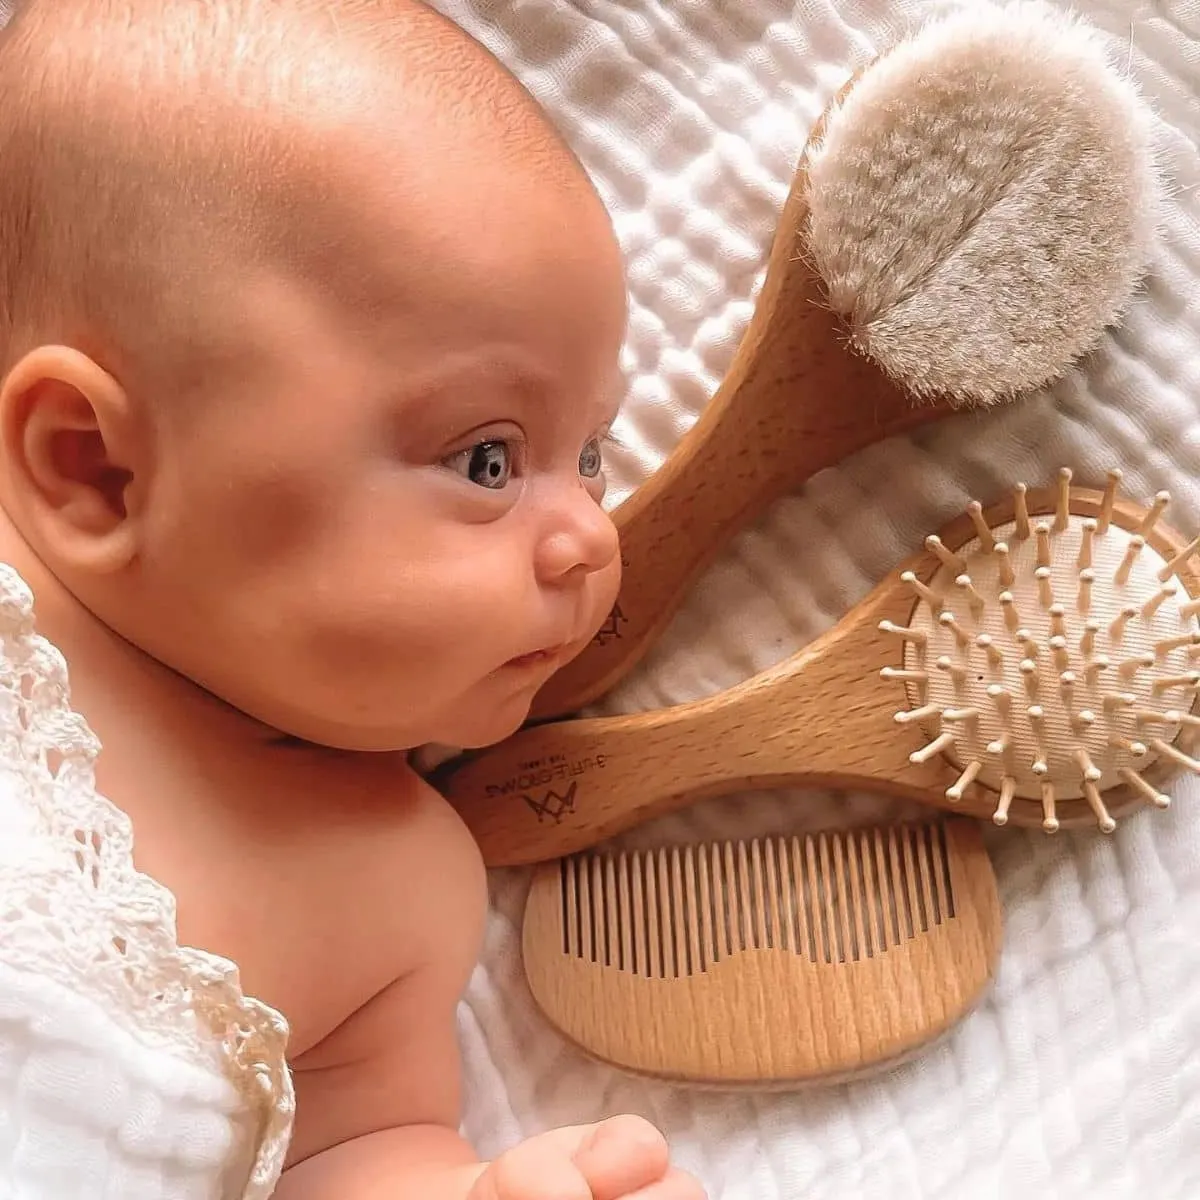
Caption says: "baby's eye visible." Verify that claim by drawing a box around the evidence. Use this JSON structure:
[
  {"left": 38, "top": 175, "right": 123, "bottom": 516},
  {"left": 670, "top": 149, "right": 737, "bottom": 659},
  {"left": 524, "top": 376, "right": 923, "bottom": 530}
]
[
  {"left": 447, "top": 440, "right": 513, "bottom": 489},
  {"left": 579, "top": 437, "right": 604, "bottom": 479}
]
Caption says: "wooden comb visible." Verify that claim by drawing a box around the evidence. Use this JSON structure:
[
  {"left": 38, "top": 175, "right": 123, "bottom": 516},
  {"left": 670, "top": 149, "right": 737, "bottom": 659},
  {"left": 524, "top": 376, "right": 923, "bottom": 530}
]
[
  {"left": 523, "top": 817, "right": 1001, "bottom": 1086},
  {"left": 440, "top": 470, "right": 1200, "bottom": 866}
]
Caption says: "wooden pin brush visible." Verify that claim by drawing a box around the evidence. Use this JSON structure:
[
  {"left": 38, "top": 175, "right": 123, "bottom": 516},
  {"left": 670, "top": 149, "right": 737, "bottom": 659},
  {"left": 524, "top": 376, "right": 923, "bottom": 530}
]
[
  {"left": 440, "top": 470, "right": 1200, "bottom": 866},
  {"left": 523, "top": 817, "right": 1001, "bottom": 1087},
  {"left": 530, "top": 1, "right": 1159, "bottom": 721}
]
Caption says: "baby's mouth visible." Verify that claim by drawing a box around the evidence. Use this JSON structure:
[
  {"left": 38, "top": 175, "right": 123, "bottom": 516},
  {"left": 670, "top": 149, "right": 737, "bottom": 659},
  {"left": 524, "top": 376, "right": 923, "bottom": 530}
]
[{"left": 505, "top": 645, "right": 569, "bottom": 670}]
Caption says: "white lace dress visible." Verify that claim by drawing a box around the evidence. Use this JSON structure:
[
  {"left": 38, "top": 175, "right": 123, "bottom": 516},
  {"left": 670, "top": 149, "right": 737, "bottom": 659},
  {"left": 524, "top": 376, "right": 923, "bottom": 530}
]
[{"left": 0, "top": 563, "right": 294, "bottom": 1198}]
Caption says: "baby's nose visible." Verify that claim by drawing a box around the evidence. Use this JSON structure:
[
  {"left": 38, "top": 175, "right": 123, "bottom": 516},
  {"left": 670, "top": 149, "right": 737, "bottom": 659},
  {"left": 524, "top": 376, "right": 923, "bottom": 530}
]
[{"left": 534, "top": 489, "right": 619, "bottom": 585}]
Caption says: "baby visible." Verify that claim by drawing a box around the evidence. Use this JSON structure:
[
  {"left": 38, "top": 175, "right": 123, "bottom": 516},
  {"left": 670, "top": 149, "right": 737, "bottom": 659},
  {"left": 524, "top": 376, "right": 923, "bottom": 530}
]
[{"left": 0, "top": 1, "right": 705, "bottom": 1197}]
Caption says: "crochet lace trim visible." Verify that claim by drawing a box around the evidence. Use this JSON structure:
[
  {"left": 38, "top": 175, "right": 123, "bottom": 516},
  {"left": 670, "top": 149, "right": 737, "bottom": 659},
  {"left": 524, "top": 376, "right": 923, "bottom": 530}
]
[{"left": 0, "top": 564, "right": 294, "bottom": 1196}]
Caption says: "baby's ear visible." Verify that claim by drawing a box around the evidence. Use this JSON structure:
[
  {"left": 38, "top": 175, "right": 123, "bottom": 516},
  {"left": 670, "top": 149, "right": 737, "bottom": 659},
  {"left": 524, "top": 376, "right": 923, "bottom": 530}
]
[{"left": 0, "top": 346, "right": 145, "bottom": 575}]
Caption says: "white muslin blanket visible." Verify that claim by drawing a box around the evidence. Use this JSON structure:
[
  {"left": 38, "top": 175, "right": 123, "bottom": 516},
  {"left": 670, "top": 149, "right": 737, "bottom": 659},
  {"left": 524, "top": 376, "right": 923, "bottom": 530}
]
[{"left": 437, "top": 0, "right": 1200, "bottom": 1197}]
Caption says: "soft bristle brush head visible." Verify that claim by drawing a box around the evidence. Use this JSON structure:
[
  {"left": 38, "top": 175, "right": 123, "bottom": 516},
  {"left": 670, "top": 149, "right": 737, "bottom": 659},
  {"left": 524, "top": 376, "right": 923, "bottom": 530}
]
[
  {"left": 805, "top": 0, "right": 1160, "bottom": 405},
  {"left": 885, "top": 469, "right": 1200, "bottom": 833}
]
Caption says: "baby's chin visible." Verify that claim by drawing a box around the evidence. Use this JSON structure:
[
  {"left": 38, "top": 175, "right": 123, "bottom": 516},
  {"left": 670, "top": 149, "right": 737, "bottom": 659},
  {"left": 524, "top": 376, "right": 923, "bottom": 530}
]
[{"left": 258, "top": 686, "right": 536, "bottom": 756}]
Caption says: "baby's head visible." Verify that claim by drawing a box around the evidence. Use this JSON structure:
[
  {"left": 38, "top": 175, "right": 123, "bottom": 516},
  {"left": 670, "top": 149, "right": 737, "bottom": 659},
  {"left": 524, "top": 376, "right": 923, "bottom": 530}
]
[{"left": 0, "top": 0, "right": 627, "bottom": 751}]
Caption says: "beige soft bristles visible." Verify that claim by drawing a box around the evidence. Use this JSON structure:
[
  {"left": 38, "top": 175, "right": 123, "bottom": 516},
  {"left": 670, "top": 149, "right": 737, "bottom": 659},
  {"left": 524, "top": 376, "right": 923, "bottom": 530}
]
[{"left": 805, "top": 0, "right": 1161, "bottom": 404}]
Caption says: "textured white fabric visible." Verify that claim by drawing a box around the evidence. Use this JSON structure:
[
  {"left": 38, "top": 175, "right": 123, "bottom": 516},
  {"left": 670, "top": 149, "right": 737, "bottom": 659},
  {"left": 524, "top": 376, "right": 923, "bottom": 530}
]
[
  {"left": 435, "top": 1, "right": 1200, "bottom": 1196},
  {"left": 0, "top": 565, "right": 293, "bottom": 1199}
]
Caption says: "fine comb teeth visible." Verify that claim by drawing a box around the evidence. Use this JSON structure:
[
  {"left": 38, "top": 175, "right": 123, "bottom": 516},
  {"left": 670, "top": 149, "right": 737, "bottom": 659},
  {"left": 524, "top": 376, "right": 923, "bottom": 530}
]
[{"left": 523, "top": 818, "right": 1002, "bottom": 1086}]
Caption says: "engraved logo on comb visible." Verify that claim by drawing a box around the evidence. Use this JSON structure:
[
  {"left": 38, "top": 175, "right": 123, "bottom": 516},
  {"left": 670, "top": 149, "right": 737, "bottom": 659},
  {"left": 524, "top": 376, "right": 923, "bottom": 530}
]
[
  {"left": 521, "top": 782, "right": 578, "bottom": 823},
  {"left": 484, "top": 754, "right": 608, "bottom": 820},
  {"left": 592, "top": 602, "right": 627, "bottom": 646}
]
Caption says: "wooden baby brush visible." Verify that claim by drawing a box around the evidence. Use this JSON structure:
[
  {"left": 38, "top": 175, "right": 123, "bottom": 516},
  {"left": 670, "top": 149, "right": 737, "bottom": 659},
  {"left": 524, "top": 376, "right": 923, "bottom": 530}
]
[
  {"left": 522, "top": 817, "right": 1001, "bottom": 1086},
  {"left": 441, "top": 470, "right": 1200, "bottom": 866},
  {"left": 530, "top": 1, "right": 1159, "bottom": 721}
]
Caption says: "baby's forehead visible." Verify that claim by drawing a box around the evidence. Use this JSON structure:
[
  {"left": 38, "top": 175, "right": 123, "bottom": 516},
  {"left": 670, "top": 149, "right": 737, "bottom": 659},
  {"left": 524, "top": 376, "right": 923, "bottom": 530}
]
[{"left": 0, "top": 0, "right": 594, "bottom": 370}]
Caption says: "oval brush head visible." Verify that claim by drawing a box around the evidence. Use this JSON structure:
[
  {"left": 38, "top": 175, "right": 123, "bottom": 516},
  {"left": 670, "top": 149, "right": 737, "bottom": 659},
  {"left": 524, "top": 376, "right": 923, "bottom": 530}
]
[
  {"left": 805, "top": 0, "right": 1160, "bottom": 404},
  {"left": 891, "top": 469, "right": 1198, "bottom": 832}
]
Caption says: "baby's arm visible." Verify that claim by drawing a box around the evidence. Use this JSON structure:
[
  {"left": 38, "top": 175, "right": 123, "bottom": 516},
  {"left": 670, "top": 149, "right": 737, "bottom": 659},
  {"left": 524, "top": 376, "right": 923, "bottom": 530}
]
[{"left": 271, "top": 956, "right": 702, "bottom": 1200}]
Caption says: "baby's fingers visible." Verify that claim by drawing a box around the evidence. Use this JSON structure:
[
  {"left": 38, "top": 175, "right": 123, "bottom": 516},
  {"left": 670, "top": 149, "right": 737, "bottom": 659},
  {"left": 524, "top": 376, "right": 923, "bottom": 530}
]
[
  {"left": 470, "top": 1135, "right": 591, "bottom": 1200},
  {"left": 626, "top": 1167, "right": 707, "bottom": 1200},
  {"left": 571, "top": 1115, "right": 669, "bottom": 1199}
]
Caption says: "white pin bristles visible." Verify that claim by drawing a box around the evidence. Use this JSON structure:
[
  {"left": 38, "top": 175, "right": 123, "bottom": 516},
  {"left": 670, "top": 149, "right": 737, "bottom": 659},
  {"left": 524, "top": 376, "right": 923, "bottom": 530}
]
[
  {"left": 1158, "top": 532, "right": 1200, "bottom": 583},
  {"left": 1054, "top": 467, "right": 1072, "bottom": 531},
  {"left": 880, "top": 667, "right": 928, "bottom": 685},
  {"left": 900, "top": 469, "right": 1196, "bottom": 833},
  {"left": 1013, "top": 483, "right": 1031, "bottom": 541},
  {"left": 910, "top": 731, "right": 955, "bottom": 765},
  {"left": 995, "top": 542, "right": 1015, "bottom": 588},
  {"left": 939, "top": 610, "right": 971, "bottom": 649},
  {"left": 1071, "top": 709, "right": 1096, "bottom": 733},
  {"left": 1134, "top": 708, "right": 1174, "bottom": 726},
  {"left": 1035, "top": 523, "right": 1052, "bottom": 569},
  {"left": 993, "top": 776, "right": 1017, "bottom": 825},
  {"left": 1020, "top": 659, "right": 1039, "bottom": 701},
  {"left": 1152, "top": 671, "right": 1200, "bottom": 695},
  {"left": 1080, "top": 621, "right": 1100, "bottom": 657},
  {"left": 1142, "top": 582, "right": 1177, "bottom": 620},
  {"left": 1028, "top": 705, "right": 1048, "bottom": 775},
  {"left": 1098, "top": 468, "right": 1122, "bottom": 534},
  {"left": 1116, "top": 536, "right": 1145, "bottom": 587},
  {"left": 1083, "top": 781, "right": 1117, "bottom": 833},
  {"left": 942, "top": 706, "right": 979, "bottom": 722},
  {"left": 1138, "top": 490, "right": 1170, "bottom": 536},
  {"left": 1120, "top": 767, "right": 1170, "bottom": 808},
  {"left": 925, "top": 535, "right": 966, "bottom": 574},
  {"left": 1108, "top": 734, "right": 1147, "bottom": 757},
  {"left": 1047, "top": 604, "right": 1067, "bottom": 639},
  {"left": 956, "top": 574, "right": 986, "bottom": 618},
  {"left": 894, "top": 702, "right": 942, "bottom": 725},
  {"left": 1077, "top": 568, "right": 1095, "bottom": 614},
  {"left": 1109, "top": 605, "right": 1138, "bottom": 642},
  {"left": 878, "top": 619, "right": 928, "bottom": 646},
  {"left": 1156, "top": 632, "right": 1200, "bottom": 657},
  {"left": 1078, "top": 519, "right": 1097, "bottom": 570},
  {"left": 966, "top": 501, "right": 995, "bottom": 553},
  {"left": 1118, "top": 652, "right": 1155, "bottom": 680},
  {"left": 901, "top": 571, "right": 943, "bottom": 612},
  {"left": 976, "top": 634, "right": 1003, "bottom": 668},
  {"left": 1041, "top": 780, "right": 1059, "bottom": 833},
  {"left": 1149, "top": 739, "right": 1200, "bottom": 773},
  {"left": 1165, "top": 710, "right": 1200, "bottom": 729},
  {"left": 1051, "top": 636, "right": 1070, "bottom": 672},
  {"left": 1000, "top": 591, "right": 1020, "bottom": 633},
  {"left": 986, "top": 731, "right": 1012, "bottom": 756},
  {"left": 1036, "top": 567, "right": 1054, "bottom": 609},
  {"left": 946, "top": 760, "right": 982, "bottom": 802},
  {"left": 1075, "top": 747, "right": 1102, "bottom": 782},
  {"left": 936, "top": 656, "right": 968, "bottom": 686}
]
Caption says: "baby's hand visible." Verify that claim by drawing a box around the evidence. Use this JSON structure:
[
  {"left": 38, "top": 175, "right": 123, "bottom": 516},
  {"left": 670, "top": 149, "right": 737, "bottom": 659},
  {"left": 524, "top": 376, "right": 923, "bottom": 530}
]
[{"left": 468, "top": 1114, "right": 705, "bottom": 1200}]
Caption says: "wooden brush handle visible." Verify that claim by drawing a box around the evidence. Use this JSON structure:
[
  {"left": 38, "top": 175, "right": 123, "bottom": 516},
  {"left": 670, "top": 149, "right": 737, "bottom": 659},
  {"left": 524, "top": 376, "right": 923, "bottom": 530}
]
[
  {"left": 445, "top": 587, "right": 952, "bottom": 866},
  {"left": 528, "top": 162, "right": 946, "bottom": 722}
]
